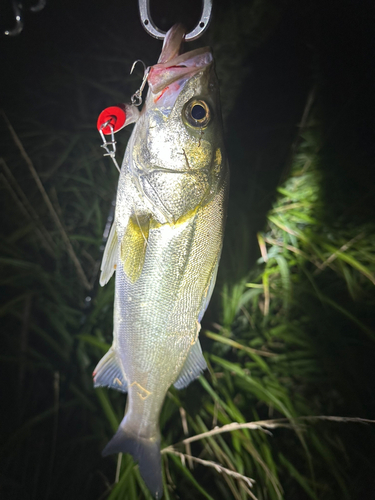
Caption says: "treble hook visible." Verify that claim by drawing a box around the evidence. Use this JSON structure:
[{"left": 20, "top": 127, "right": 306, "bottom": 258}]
[
  {"left": 130, "top": 60, "right": 150, "bottom": 106},
  {"left": 138, "top": 0, "right": 212, "bottom": 42}
]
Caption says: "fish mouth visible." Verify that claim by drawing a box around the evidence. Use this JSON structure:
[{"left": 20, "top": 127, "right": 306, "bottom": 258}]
[{"left": 147, "top": 24, "right": 213, "bottom": 95}]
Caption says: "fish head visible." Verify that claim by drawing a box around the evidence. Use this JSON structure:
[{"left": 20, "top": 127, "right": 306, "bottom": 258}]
[{"left": 131, "top": 24, "right": 227, "bottom": 223}]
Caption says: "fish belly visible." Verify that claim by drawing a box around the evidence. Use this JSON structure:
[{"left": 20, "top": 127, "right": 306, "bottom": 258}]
[{"left": 119, "top": 174, "right": 227, "bottom": 404}]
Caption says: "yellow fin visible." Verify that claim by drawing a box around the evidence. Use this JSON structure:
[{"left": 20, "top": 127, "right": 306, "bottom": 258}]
[{"left": 120, "top": 215, "right": 149, "bottom": 283}]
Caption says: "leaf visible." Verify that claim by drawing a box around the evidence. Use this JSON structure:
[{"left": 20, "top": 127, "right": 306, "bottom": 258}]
[
  {"left": 95, "top": 388, "right": 120, "bottom": 433},
  {"left": 168, "top": 453, "right": 215, "bottom": 500}
]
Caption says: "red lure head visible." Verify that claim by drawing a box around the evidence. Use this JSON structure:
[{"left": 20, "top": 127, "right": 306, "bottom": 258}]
[{"left": 97, "top": 105, "right": 127, "bottom": 135}]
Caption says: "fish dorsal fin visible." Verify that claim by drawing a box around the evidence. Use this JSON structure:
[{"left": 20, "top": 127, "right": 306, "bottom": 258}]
[
  {"left": 120, "top": 215, "right": 149, "bottom": 283},
  {"left": 99, "top": 221, "right": 118, "bottom": 286},
  {"left": 174, "top": 340, "right": 207, "bottom": 390},
  {"left": 93, "top": 347, "right": 127, "bottom": 393}
]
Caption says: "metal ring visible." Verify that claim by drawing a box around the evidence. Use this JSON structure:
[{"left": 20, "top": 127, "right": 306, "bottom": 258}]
[{"left": 138, "top": 0, "right": 212, "bottom": 42}]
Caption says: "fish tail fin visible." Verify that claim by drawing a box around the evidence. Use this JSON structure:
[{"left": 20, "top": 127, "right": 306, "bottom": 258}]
[{"left": 103, "top": 419, "right": 163, "bottom": 499}]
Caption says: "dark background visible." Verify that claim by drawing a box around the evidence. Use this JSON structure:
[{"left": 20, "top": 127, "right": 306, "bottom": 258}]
[
  {"left": 1, "top": 0, "right": 373, "bottom": 228},
  {"left": 0, "top": 0, "right": 374, "bottom": 499}
]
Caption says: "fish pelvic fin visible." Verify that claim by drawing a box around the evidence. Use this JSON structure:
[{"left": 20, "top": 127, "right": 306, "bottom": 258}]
[
  {"left": 120, "top": 215, "right": 150, "bottom": 283},
  {"left": 99, "top": 220, "right": 118, "bottom": 286},
  {"left": 103, "top": 421, "right": 163, "bottom": 499},
  {"left": 93, "top": 347, "right": 127, "bottom": 393},
  {"left": 174, "top": 340, "right": 207, "bottom": 390}
]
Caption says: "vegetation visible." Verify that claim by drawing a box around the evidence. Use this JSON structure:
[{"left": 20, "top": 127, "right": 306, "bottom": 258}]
[{"left": 1, "top": 1, "right": 374, "bottom": 499}]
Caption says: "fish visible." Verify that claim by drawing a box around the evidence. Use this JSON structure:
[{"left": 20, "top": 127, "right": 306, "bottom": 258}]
[{"left": 93, "top": 24, "right": 229, "bottom": 499}]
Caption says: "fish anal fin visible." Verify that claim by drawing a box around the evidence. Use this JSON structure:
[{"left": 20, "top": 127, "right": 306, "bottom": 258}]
[
  {"left": 93, "top": 347, "right": 127, "bottom": 393},
  {"left": 120, "top": 215, "right": 149, "bottom": 283},
  {"left": 174, "top": 340, "right": 207, "bottom": 390},
  {"left": 99, "top": 221, "right": 118, "bottom": 286}
]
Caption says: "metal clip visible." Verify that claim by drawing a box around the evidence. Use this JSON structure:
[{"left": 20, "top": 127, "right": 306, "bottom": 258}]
[
  {"left": 98, "top": 121, "right": 121, "bottom": 173},
  {"left": 138, "top": 0, "right": 212, "bottom": 42}
]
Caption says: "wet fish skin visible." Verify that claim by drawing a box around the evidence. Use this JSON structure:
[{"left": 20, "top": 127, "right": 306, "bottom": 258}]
[{"left": 94, "top": 24, "right": 229, "bottom": 499}]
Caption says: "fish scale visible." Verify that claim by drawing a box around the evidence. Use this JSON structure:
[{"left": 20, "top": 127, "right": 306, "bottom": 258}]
[{"left": 93, "top": 24, "right": 229, "bottom": 498}]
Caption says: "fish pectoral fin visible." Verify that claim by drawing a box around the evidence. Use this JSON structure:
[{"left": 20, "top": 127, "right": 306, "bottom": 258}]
[
  {"left": 93, "top": 347, "right": 127, "bottom": 393},
  {"left": 120, "top": 215, "right": 150, "bottom": 283},
  {"left": 99, "top": 221, "right": 118, "bottom": 286},
  {"left": 174, "top": 340, "right": 207, "bottom": 390}
]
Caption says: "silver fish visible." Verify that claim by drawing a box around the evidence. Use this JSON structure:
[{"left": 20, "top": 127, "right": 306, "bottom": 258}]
[{"left": 93, "top": 24, "right": 229, "bottom": 498}]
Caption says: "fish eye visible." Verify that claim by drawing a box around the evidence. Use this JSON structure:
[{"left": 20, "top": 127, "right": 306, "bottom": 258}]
[
  {"left": 191, "top": 104, "right": 206, "bottom": 120},
  {"left": 184, "top": 99, "right": 211, "bottom": 128}
]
